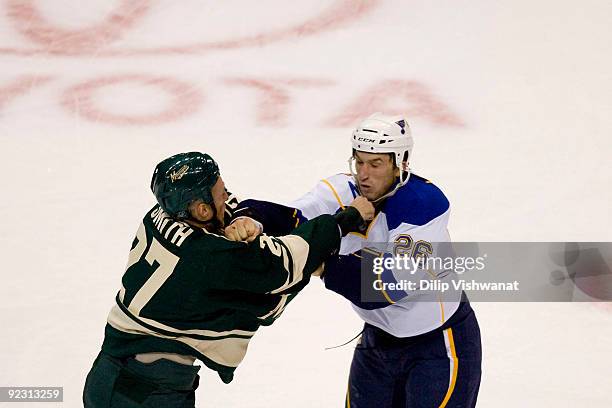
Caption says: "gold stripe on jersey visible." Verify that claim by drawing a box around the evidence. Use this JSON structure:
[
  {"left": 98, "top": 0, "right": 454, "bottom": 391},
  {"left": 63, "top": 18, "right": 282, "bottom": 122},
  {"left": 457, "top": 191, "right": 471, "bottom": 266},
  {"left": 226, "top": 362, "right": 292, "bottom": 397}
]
[
  {"left": 293, "top": 209, "right": 300, "bottom": 228},
  {"left": 321, "top": 178, "right": 346, "bottom": 209},
  {"left": 349, "top": 213, "right": 380, "bottom": 239}
]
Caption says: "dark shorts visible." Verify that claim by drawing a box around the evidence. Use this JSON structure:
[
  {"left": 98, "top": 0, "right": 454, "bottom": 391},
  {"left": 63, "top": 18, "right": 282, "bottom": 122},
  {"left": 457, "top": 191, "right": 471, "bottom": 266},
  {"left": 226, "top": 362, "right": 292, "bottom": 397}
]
[
  {"left": 346, "top": 299, "right": 482, "bottom": 408},
  {"left": 83, "top": 352, "right": 200, "bottom": 408}
]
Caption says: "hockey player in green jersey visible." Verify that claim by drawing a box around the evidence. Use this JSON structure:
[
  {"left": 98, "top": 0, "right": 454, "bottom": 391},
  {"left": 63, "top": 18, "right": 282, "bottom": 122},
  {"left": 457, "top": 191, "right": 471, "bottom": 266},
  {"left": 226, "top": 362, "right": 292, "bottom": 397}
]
[{"left": 83, "top": 151, "right": 374, "bottom": 407}]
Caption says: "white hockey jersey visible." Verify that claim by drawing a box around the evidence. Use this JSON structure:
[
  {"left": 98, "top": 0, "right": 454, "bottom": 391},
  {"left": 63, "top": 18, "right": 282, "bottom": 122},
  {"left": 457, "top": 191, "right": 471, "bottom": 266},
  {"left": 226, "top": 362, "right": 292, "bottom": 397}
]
[{"left": 290, "top": 173, "right": 461, "bottom": 337}]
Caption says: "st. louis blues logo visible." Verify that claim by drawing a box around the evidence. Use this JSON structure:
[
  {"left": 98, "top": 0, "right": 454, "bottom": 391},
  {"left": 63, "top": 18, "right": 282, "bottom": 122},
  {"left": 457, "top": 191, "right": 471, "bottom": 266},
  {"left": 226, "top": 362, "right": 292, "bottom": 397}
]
[{"left": 396, "top": 119, "right": 406, "bottom": 134}]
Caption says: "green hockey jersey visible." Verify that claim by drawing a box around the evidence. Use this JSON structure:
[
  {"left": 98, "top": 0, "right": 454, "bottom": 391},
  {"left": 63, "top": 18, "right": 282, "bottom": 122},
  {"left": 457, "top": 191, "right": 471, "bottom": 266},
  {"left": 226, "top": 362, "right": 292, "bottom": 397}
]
[{"left": 101, "top": 202, "right": 341, "bottom": 383}]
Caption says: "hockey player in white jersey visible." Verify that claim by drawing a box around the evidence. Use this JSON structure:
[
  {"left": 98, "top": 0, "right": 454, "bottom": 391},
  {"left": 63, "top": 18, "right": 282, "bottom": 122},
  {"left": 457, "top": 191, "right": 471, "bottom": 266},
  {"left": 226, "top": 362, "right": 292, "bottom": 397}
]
[{"left": 226, "top": 113, "right": 482, "bottom": 407}]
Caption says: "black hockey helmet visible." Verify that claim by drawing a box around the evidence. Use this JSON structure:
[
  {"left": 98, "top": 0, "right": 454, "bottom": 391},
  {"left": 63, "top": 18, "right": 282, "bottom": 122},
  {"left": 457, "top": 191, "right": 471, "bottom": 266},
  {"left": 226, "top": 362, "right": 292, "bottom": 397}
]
[{"left": 150, "top": 152, "right": 220, "bottom": 219}]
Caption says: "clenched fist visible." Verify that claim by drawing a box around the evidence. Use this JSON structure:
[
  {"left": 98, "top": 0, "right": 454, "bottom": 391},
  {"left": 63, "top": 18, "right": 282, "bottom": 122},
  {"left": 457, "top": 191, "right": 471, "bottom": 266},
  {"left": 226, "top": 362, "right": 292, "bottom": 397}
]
[
  {"left": 348, "top": 196, "right": 375, "bottom": 221},
  {"left": 224, "top": 217, "right": 263, "bottom": 242}
]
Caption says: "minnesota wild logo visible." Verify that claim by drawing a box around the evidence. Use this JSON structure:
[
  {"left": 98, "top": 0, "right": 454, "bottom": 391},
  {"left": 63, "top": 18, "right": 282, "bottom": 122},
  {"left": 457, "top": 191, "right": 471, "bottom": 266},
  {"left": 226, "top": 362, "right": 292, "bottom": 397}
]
[{"left": 170, "top": 165, "right": 189, "bottom": 182}]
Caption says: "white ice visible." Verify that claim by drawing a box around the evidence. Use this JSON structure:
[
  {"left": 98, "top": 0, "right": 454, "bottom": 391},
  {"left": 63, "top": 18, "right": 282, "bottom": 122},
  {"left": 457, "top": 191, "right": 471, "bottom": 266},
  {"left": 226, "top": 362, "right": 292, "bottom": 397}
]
[{"left": 0, "top": 0, "right": 611, "bottom": 406}]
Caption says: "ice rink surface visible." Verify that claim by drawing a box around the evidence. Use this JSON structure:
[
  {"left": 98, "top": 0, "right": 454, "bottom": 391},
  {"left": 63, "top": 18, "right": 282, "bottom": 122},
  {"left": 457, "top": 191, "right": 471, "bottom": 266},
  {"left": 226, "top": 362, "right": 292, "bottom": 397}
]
[{"left": 1, "top": 0, "right": 611, "bottom": 406}]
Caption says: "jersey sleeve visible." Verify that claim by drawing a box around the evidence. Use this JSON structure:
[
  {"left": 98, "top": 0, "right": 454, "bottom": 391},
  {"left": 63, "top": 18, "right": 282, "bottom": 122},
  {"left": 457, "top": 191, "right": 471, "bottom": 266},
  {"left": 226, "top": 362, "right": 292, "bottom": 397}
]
[
  {"left": 323, "top": 250, "right": 398, "bottom": 310},
  {"left": 289, "top": 179, "right": 346, "bottom": 220},
  {"left": 231, "top": 199, "right": 307, "bottom": 236},
  {"left": 208, "top": 213, "right": 341, "bottom": 295}
]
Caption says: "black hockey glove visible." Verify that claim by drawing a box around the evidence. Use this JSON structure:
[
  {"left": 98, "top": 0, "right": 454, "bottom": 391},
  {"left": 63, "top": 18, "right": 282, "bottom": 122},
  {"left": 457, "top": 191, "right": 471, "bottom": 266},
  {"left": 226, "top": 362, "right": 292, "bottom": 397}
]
[{"left": 333, "top": 206, "right": 367, "bottom": 236}]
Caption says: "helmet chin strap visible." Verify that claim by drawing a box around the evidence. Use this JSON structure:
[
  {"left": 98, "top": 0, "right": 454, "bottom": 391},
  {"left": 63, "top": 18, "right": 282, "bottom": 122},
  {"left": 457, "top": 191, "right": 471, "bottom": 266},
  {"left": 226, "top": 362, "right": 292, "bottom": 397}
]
[{"left": 370, "top": 170, "right": 411, "bottom": 203}]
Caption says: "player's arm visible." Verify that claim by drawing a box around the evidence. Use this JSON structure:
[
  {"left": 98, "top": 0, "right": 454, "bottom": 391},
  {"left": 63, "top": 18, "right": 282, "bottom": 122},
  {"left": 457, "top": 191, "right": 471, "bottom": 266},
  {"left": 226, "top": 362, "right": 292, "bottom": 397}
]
[
  {"left": 211, "top": 198, "right": 373, "bottom": 295},
  {"left": 227, "top": 178, "right": 339, "bottom": 231},
  {"left": 323, "top": 210, "right": 452, "bottom": 309},
  {"left": 230, "top": 199, "right": 307, "bottom": 237},
  {"left": 321, "top": 250, "right": 400, "bottom": 310},
  {"left": 224, "top": 176, "right": 351, "bottom": 241}
]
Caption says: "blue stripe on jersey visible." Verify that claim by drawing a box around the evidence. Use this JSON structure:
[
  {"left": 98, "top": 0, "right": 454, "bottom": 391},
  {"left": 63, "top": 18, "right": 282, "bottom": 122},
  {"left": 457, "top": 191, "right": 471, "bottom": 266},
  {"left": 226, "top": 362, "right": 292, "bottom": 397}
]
[
  {"left": 348, "top": 180, "right": 359, "bottom": 199},
  {"left": 384, "top": 174, "right": 450, "bottom": 230}
]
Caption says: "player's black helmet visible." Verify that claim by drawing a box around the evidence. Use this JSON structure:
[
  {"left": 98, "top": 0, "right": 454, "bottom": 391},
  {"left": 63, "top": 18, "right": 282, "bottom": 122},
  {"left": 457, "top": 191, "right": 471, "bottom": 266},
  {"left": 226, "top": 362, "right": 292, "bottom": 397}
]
[{"left": 151, "top": 152, "right": 220, "bottom": 219}]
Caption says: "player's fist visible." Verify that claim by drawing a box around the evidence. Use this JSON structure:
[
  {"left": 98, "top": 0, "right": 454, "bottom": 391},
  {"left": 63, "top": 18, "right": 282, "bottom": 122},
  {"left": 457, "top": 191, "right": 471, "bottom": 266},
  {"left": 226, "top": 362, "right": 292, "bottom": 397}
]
[
  {"left": 224, "top": 217, "right": 262, "bottom": 242},
  {"left": 348, "top": 196, "right": 375, "bottom": 221}
]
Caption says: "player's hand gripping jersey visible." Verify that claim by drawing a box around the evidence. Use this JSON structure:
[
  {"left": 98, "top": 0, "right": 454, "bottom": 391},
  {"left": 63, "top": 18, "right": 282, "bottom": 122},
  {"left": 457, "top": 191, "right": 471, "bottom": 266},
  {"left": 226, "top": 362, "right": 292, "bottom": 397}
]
[{"left": 103, "top": 193, "right": 345, "bottom": 384}]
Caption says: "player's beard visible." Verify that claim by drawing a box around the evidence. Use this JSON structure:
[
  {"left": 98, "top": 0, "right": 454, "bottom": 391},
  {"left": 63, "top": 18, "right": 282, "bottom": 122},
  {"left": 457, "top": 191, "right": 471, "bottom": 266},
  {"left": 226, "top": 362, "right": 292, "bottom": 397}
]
[
  {"left": 203, "top": 205, "right": 224, "bottom": 234},
  {"left": 185, "top": 205, "right": 224, "bottom": 234}
]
